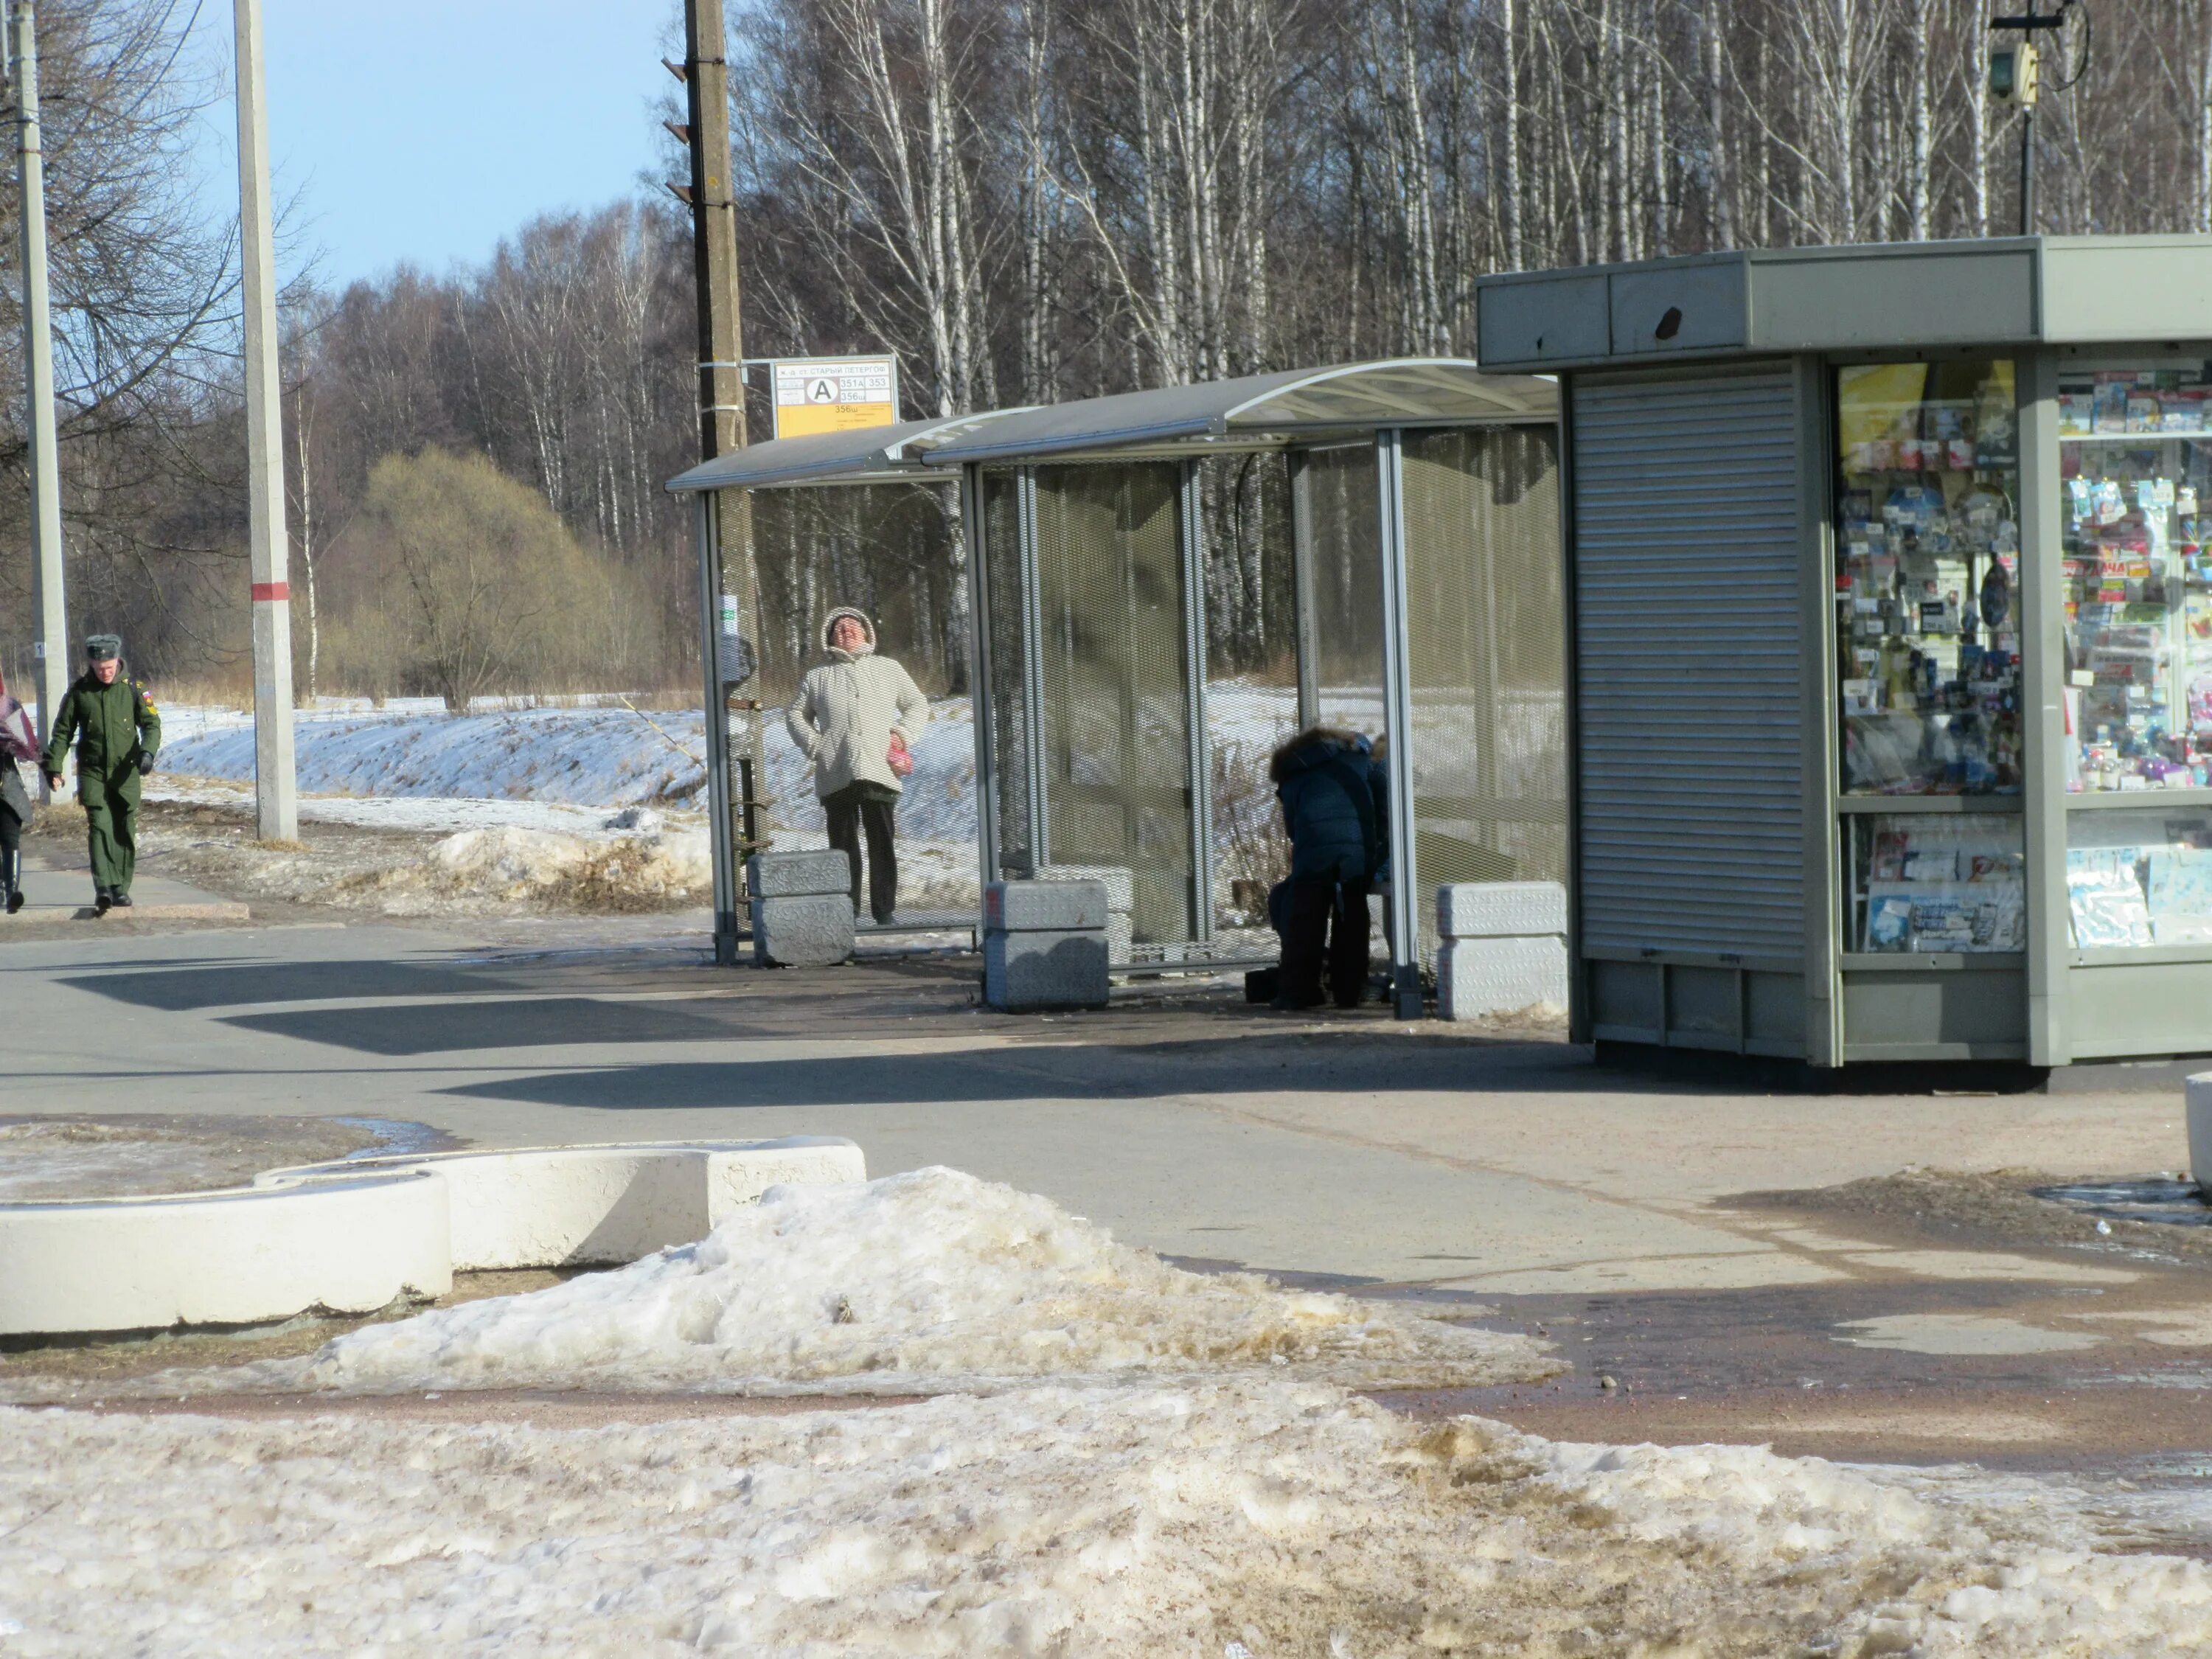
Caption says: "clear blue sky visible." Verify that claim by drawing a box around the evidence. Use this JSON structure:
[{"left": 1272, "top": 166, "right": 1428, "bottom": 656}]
[{"left": 189, "top": 1, "right": 684, "bottom": 287}]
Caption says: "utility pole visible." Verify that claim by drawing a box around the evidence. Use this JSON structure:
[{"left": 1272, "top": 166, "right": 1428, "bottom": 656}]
[
  {"left": 233, "top": 0, "right": 297, "bottom": 841},
  {"left": 6, "top": 0, "right": 67, "bottom": 776},
  {"left": 672, "top": 0, "right": 765, "bottom": 961}
]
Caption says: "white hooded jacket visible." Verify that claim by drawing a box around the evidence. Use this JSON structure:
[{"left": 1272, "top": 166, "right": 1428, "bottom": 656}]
[{"left": 785, "top": 608, "right": 930, "bottom": 798}]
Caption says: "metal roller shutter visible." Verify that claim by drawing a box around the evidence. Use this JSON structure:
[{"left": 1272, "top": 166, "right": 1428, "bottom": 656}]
[{"left": 1573, "top": 368, "right": 1804, "bottom": 962}]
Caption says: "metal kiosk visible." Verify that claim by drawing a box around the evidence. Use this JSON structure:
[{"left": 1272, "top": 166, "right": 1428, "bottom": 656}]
[
  {"left": 919, "top": 361, "right": 1561, "bottom": 1012},
  {"left": 1475, "top": 235, "right": 2212, "bottom": 1068}
]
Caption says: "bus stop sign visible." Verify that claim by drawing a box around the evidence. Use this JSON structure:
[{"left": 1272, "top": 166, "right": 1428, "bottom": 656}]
[{"left": 771, "top": 355, "right": 900, "bottom": 439}]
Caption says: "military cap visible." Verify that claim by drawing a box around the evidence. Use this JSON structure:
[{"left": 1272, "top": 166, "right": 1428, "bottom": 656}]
[{"left": 85, "top": 634, "right": 122, "bottom": 662}]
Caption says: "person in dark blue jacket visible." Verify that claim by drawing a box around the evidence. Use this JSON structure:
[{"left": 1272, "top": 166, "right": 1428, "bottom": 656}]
[{"left": 1267, "top": 726, "right": 1384, "bottom": 1009}]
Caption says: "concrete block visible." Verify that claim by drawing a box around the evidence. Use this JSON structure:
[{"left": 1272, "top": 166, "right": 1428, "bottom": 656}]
[
  {"left": 1436, "top": 934, "right": 1569, "bottom": 1022},
  {"left": 747, "top": 848, "right": 854, "bottom": 898},
  {"left": 1436, "top": 880, "right": 1568, "bottom": 940},
  {"left": 985, "top": 928, "right": 1110, "bottom": 1010},
  {"left": 986, "top": 878, "right": 1110, "bottom": 933},
  {"left": 751, "top": 894, "right": 855, "bottom": 967},
  {"left": 2188, "top": 1075, "right": 2212, "bottom": 1199},
  {"left": 0, "top": 1136, "right": 867, "bottom": 1337},
  {"left": 1039, "top": 863, "right": 1135, "bottom": 914},
  {"left": 1107, "top": 913, "right": 1134, "bottom": 965}
]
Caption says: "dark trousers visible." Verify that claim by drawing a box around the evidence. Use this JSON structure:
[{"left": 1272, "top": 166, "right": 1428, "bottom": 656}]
[
  {"left": 1278, "top": 874, "right": 1371, "bottom": 1008},
  {"left": 824, "top": 785, "right": 899, "bottom": 923},
  {"left": 0, "top": 804, "right": 18, "bottom": 897}
]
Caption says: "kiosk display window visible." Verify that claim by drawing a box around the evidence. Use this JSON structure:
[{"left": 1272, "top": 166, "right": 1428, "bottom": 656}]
[
  {"left": 2056, "top": 364, "right": 2212, "bottom": 793},
  {"left": 1834, "top": 361, "right": 2023, "bottom": 796},
  {"left": 1847, "top": 814, "right": 2025, "bottom": 953},
  {"left": 2065, "top": 807, "right": 2212, "bottom": 947}
]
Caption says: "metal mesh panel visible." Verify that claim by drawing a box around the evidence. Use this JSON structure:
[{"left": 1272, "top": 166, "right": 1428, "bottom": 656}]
[
  {"left": 978, "top": 469, "right": 1031, "bottom": 877},
  {"left": 1197, "top": 452, "right": 1297, "bottom": 935},
  {"left": 1301, "top": 444, "right": 1386, "bottom": 733},
  {"left": 1032, "top": 462, "right": 1197, "bottom": 945},
  {"left": 1399, "top": 425, "right": 1567, "bottom": 961}
]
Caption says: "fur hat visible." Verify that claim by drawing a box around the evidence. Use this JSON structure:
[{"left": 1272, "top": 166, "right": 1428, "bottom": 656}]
[
  {"left": 821, "top": 608, "right": 876, "bottom": 653},
  {"left": 85, "top": 634, "right": 122, "bottom": 663}
]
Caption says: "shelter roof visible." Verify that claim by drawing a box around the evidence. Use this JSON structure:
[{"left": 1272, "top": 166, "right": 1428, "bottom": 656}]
[
  {"left": 1474, "top": 234, "right": 2212, "bottom": 372},
  {"left": 664, "top": 409, "right": 1024, "bottom": 494},
  {"left": 919, "top": 360, "right": 1556, "bottom": 466}
]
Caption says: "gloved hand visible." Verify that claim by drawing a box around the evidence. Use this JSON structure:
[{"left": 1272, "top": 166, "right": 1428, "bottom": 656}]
[
  {"left": 136, "top": 751, "right": 156, "bottom": 777},
  {"left": 43, "top": 773, "right": 61, "bottom": 793}
]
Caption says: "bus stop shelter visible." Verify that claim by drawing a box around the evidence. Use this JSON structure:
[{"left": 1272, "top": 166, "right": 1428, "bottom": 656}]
[{"left": 668, "top": 361, "right": 1564, "bottom": 1017}]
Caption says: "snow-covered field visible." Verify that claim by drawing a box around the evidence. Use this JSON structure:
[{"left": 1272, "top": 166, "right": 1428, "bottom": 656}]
[{"left": 2, "top": 1169, "right": 2208, "bottom": 1655}]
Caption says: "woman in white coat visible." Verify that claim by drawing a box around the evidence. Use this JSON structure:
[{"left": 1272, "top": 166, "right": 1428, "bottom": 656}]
[{"left": 785, "top": 608, "right": 928, "bottom": 923}]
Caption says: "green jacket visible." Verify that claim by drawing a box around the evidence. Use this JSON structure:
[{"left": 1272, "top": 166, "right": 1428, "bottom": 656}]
[{"left": 41, "top": 672, "right": 160, "bottom": 779}]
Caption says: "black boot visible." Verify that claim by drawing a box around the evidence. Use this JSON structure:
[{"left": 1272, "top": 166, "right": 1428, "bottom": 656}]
[
  {"left": 108, "top": 891, "right": 132, "bottom": 908},
  {"left": 4, "top": 887, "right": 21, "bottom": 915},
  {"left": 94, "top": 888, "right": 112, "bottom": 915}
]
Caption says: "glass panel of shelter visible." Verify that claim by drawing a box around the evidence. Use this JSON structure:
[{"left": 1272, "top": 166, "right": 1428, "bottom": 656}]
[
  {"left": 1832, "top": 359, "right": 2028, "bottom": 959},
  {"left": 2055, "top": 358, "right": 2212, "bottom": 952}
]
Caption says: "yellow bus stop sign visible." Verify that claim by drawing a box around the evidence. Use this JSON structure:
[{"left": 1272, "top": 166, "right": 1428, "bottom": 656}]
[{"left": 772, "top": 355, "right": 900, "bottom": 439}]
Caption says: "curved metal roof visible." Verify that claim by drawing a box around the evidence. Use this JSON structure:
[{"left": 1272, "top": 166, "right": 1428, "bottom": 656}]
[
  {"left": 664, "top": 408, "right": 1026, "bottom": 494},
  {"left": 921, "top": 359, "right": 1556, "bottom": 467}
]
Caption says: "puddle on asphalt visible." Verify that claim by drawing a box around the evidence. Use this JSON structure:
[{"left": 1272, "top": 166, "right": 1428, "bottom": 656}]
[
  {"left": 2032, "top": 1177, "right": 2212, "bottom": 1228},
  {"left": 1832, "top": 1312, "right": 2105, "bottom": 1356}
]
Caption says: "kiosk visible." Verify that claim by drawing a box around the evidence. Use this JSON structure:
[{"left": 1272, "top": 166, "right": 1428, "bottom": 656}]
[{"left": 1475, "top": 235, "right": 2212, "bottom": 1066}]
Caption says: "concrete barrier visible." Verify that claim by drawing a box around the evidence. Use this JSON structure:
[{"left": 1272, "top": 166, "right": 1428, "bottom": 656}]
[
  {"left": 0, "top": 1135, "right": 864, "bottom": 1338},
  {"left": 984, "top": 879, "right": 1110, "bottom": 1010},
  {"left": 747, "top": 849, "right": 857, "bottom": 966},
  {"left": 1435, "top": 880, "right": 1570, "bottom": 1022},
  {"left": 2188, "top": 1074, "right": 2212, "bottom": 1198}
]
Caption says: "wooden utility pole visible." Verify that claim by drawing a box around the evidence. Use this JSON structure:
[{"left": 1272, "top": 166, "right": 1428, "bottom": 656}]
[{"left": 673, "top": 0, "right": 766, "bottom": 945}]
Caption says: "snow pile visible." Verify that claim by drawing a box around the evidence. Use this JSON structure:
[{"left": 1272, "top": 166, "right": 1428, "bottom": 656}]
[
  {"left": 3, "top": 1384, "right": 2207, "bottom": 1655},
  {"left": 237, "top": 1167, "right": 1548, "bottom": 1397},
  {"left": 425, "top": 824, "right": 710, "bottom": 907}
]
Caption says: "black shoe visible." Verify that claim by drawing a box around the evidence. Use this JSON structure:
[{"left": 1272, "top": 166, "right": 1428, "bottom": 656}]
[
  {"left": 1270, "top": 991, "right": 1325, "bottom": 1012},
  {"left": 4, "top": 888, "right": 19, "bottom": 915},
  {"left": 94, "top": 890, "right": 112, "bottom": 916},
  {"left": 109, "top": 891, "right": 132, "bottom": 908}
]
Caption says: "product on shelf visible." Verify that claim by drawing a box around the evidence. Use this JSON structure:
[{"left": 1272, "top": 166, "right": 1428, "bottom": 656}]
[
  {"left": 1853, "top": 815, "right": 2025, "bottom": 953},
  {"left": 2058, "top": 364, "right": 2212, "bottom": 793},
  {"left": 1834, "top": 361, "right": 2023, "bottom": 796},
  {"left": 2065, "top": 811, "right": 2212, "bottom": 947}
]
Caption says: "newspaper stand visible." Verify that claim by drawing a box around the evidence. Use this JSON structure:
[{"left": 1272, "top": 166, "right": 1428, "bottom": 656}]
[{"left": 1475, "top": 235, "right": 2212, "bottom": 1068}]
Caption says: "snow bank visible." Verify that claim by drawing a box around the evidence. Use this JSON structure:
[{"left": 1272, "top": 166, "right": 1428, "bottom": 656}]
[
  {"left": 233, "top": 1167, "right": 1548, "bottom": 1397},
  {"left": 3, "top": 1384, "right": 2206, "bottom": 1656}
]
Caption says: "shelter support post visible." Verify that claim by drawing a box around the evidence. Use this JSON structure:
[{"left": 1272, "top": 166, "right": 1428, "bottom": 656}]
[
  {"left": 1179, "top": 460, "right": 1215, "bottom": 941},
  {"left": 1375, "top": 428, "right": 1424, "bottom": 1019},
  {"left": 1795, "top": 358, "right": 1843, "bottom": 1068},
  {"left": 1018, "top": 467, "right": 1048, "bottom": 871},
  {"left": 2019, "top": 349, "right": 2067, "bottom": 1066},
  {"left": 696, "top": 493, "right": 740, "bottom": 963},
  {"left": 961, "top": 464, "right": 1001, "bottom": 894},
  {"left": 1289, "top": 448, "right": 1320, "bottom": 731}
]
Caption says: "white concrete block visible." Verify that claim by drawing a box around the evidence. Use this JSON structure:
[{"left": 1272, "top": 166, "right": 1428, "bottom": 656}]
[
  {"left": 2188, "top": 1074, "right": 2212, "bottom": 1199},
  {"left": 1436, "top": 880, "right": 1568, "bottom": 940},
  {"left": 1038, "top": 864, "right": 1135, "bottom": 914},
  {"left": 1107, "top": 913, "right": 1133, "bottom": 965},
  {"left": 751, "top": 894, "right": 855, "bottom": 966},
  {"left": 986, "top": 879, "right": 1110, "bottom": 932},
  {"left": 1436, "top": 934, "right": 1569, "bottom": 1022},
  {"left": 985, "top": 928, "right": 1110, "bottom": 1009},
  {"left": 0, "top": 1137, "right": 866, "bottom": 1338},
  {"left": 747, "top": 848, "right": 854, "bottom": 897}
]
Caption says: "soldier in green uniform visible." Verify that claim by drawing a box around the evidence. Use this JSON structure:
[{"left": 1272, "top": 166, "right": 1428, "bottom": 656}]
[{"left": 41, "top": 634, "right": 160, "bottom": 914}]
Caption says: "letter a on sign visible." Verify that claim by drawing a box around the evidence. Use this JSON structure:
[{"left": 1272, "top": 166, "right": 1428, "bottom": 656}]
[{"left": 773, "top": 355, "right": 900, "bottom": 439}]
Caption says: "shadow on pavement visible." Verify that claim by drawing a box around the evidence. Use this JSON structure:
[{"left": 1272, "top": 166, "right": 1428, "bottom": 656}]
[
  {"left": 60, "top": 960, "right": 522, "bottom": 1012},
  {"left": 224, "top": 996, "right": 728, "bottom": 1055}
]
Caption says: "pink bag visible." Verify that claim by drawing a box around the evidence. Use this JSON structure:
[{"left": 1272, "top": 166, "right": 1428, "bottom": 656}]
[
  {"left": 0, "top": 696, "right": 37, "bottom": 764},
  {"left": 886, "top": 734, "right": 915, "bottom": 778}
]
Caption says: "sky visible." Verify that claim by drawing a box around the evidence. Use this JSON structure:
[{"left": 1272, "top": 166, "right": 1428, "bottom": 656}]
[{"left": 187, "top": 1, "right": 684, "bottom": 288}]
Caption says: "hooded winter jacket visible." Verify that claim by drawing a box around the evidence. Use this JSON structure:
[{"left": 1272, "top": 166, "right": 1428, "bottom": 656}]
[
  {"left": 785, "top": 608, "right": 930, "bottom": 798},
  {"left": 1270, "top": 727, "right": 1384, "bottom": 885}
]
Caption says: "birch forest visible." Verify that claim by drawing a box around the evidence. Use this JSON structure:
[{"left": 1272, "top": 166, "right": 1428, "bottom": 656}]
[{"left": 7, "top": 0, "right": 2212, "bottom": 697}]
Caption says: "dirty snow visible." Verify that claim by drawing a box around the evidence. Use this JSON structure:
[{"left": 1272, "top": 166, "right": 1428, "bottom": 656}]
[
  {"left": 3, "top": 1383, "right": 2209, "bottom": 1656},
  {"left": 224, "top": 1167, "right": 1546, "bottom": 1397}
]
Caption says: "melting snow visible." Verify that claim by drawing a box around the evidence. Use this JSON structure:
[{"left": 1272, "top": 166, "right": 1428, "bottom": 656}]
[
  {"left": 232, "top": 1167, "right": 1548, "bottom": 1397},
  {"left": 1, "top": 1385, "right": 2207, "bottom": 1655}
]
